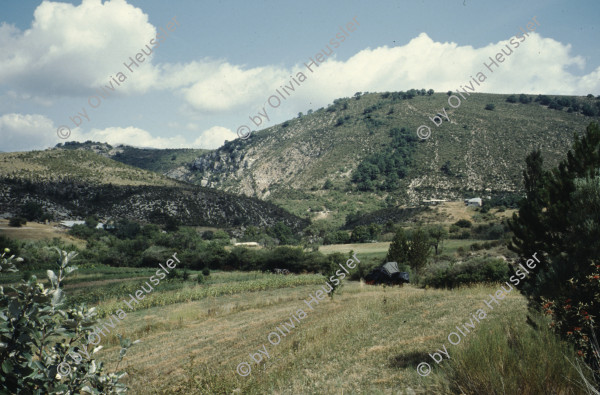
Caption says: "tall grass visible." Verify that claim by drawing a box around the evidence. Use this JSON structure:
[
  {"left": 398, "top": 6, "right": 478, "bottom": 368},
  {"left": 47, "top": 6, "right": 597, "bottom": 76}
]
[{"left": 443, "top": 313, "right": 592, "bottom": 394}]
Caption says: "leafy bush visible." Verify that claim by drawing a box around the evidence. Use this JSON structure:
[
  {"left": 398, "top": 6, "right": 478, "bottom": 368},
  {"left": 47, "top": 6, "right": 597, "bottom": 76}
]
[
  {"left": 454, "top": 219, "right": 472, "bottom": 228},
  {"left": 196, "top": 273, "right": 204, "bottom": 284},
  {"left": 485, "top": 103, "right": 495, "bottom": 111},
  {"left": 202, "top": 268, "right": 210, "bottom": 276},
  {"left": 0, "top": 247, "right": 138, "bottom": 393},
  {"left": 9, "top": 217, "right": 27, "bottom": 227},
  {"left": 421, "top": 257, "right": 508, "bottom": 288}
]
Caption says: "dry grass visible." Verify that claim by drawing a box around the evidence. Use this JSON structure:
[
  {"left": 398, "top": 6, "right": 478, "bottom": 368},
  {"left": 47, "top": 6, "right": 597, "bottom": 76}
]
[
  {"left": 89, "top": 281, "right": 537, "bottom": 394},
  {"left": 0, "top": 219, "right": 86, "bottom": 247}
]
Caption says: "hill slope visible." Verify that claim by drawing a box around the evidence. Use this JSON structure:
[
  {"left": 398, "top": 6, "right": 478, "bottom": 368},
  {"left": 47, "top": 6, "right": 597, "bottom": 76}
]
[
  {"left": 160, "top": 91, "right": 600, "bottom": 224},
  {"left": 0, "top": 149, "right": 307, "bottom": 230}
]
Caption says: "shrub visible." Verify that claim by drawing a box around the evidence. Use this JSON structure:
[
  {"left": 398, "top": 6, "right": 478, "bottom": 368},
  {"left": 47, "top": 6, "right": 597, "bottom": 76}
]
[
  {"left": 202, "top": 268, "right": 210, "bottom": 276},
  {"left": 455, "top": 219, "right": 472, "bottom": 228},
  {"left": 420, "top": 257, "right": 508, "bottom": 288},
  {"left": 9, "top": 217, "right": 26, "bottom": 227},
  {"left": 196, "top": 273, "right": 204, "bottom": 284},
  {"left": 470, "top": 243, "right": 483, "bottom": 251},
  {"left": 0, "top": 247, "right": 137, "bottom": 393},
  {"left": 485, "top": 103, "right": 495, "bottom": 111}
]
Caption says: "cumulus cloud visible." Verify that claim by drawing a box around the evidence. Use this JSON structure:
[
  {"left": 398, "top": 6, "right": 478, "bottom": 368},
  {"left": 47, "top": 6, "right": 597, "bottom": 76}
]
[
  {"left": 70, "top": 126, "right": 189, "bottom": 149},
  {"left": 65, "top": 125, "right": 236, "bottom": 150},
  {"left": 191, "top": 126, "right": 237, "bottom": 149},
  {"left": 167, "top": 32, "right": 600, "bottom": 116},
  {"left": 0, "top": 0, "right": 160, "bottom": 97},
  {"left": 0, "top": 113, "right": 57, "bottom": 151}
]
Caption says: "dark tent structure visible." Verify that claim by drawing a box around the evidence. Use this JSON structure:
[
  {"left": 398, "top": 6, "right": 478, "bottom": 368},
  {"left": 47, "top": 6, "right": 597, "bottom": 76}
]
[{"left": 365, "top": 262, "right": 409, "bottom": 285}]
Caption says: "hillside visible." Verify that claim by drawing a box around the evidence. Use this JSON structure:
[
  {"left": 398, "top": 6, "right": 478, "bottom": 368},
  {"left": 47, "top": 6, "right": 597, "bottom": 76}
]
[
  {"left": 0, "top": 149, "right": 307, "bottom": 230},
  {"left": 156, "top": 91, "right": 600, "bottom": 224},
  {"left": 55, "top": 141, "right": 210, "bottom": 176}
]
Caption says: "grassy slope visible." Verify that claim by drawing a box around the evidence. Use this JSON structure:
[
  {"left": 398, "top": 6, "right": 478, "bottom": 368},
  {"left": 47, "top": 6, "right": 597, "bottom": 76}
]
[
  {"left": 110, "top": 147, "right": 210, "bottom": 174},
  {"left": 172, "top": 92, "right": 599, "bottom": 225},
  {"left": 0, "top": 149, "right": 179, "bottom": 187}
]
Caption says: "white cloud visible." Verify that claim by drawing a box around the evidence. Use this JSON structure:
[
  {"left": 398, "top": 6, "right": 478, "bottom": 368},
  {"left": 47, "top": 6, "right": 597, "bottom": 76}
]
[
  {"left": 0, "top": 0, "right": 160, "bottom": 97},
  {"left": 164, "top": 32, "right": 600, "bottom": 116},
  {"left": 71, "top": 126, "right": 189, "bottom": 149},
  {"left": 0, "top": 113, "right": 57, "bottom": 151},
  {"left": 191, "top": 126, "right": 237, "bottom": 149}
]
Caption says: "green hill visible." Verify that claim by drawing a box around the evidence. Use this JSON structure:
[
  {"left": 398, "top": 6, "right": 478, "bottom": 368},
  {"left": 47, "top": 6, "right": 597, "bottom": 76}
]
[{"left": 160, "top": 91, "right": 600, "bottom": 225}]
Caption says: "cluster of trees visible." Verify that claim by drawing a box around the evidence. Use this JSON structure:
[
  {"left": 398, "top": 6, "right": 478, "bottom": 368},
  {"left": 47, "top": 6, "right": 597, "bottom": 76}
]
[
  {"left": 532, "top": 94, "right": 600, "bottom": 116},
  {"left": 385, "top": 228, "right": 432, "bottom": 273},
  {"left": 380, "top": 89, "right": 434, "bottom": 100},
  {"left": 351, "top": 127, "right": 417, "bottom": 191},
  {"left": 506, "top": 94, "right": 533, "bottom": 104},
  {"left": 9, "top": 201, "right": 53, "bottom": 227},
  {"left": 509, "top": 122, "right": 600, "bottom": 375}
]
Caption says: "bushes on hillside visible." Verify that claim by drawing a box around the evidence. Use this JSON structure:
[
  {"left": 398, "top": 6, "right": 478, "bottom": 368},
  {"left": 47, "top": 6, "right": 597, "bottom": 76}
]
[{"left": 420, "top": 257, "right": 508, "bottom": 288}]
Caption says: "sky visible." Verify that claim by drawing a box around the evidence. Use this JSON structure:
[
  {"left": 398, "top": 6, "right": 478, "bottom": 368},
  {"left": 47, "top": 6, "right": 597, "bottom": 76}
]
[{"left": 0, "top": 0, "right": 599, "bottom": 152}]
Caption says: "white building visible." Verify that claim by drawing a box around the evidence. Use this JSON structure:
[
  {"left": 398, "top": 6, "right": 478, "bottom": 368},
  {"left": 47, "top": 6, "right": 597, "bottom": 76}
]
[{"left": 464, "top": 197, "right": 482, "bottom": 207}]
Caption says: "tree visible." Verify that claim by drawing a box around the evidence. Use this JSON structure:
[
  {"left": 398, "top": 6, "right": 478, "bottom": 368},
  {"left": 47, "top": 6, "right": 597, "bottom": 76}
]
[
  {"left": 164, "top": 216, "right": 180, "bottom": 232},
  {"left": 447, "top": 91, "right": 452, "bottom": 96},
  {"left": 428, "top": 225, "right": 448, "bottom": 255},
  {"left": 427, "top": 89, "right": 434, "bottom": 96},
  {"left": 19, "top": 201, "right": 43, "bottom": 221},
  {"left": 508, "top": 122, "right": 600, "bottom": 370},
  {"left": 386, "top": 228, "right": 409, "bottom": 263},
  {"left": 408, "top": 228, "right": 431, "bottom": 273},
  {"left": 84, "top": 215, "right": 99, "bottom": 229}
]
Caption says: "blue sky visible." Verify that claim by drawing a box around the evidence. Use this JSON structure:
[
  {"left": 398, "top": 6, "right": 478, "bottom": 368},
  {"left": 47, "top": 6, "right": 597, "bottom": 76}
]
[{"left": 1, "top": 0, "right": 599, "bottom": 152}]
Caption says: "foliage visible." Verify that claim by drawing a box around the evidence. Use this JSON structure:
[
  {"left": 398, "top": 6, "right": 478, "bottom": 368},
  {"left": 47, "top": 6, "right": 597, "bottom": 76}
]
[
  {"left": 9, "top": 217, "right": 27, "bottom": 227},
  {"left": 420, "top": 257, "right": 508, "bottom": 288},
  {"left": 350, "top": 224, "right": 381, "bottom": 243},
  {"left": 407, "top": 228, "right": 431, "bottom": 274},
  {"left": 485, "top": 103, "right": 495, "bottom": 111},
  {"left": 508, "top": 122, "right": 600, "bottom": 373},
  {"left": 427, "top": 225, "right": 448, "bottom": 255},
  {"left": 386, "top": 228, "right": 408, "bottom": 263},
  {"left": 385, "top": 227, "right": 431, "bottom": 272},
  {"left": 19, "top": 201, "right": 44, "bottom": 221},
  {"left": 0, "top": 247, "right": 138, "bottom": 393},
  {"left": 351, "top": 127, "right": 417, "bottom": 191},
  {"left": 454, "top": 219, "right": 472, "bottom": 228}
]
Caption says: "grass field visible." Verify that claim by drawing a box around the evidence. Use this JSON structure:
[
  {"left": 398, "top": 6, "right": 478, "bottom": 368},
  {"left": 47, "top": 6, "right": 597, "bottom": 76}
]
[
  {"left": 85, "top": 280, "right": 532, "bottom": 394},
  {"left": 0, "top": 219, "right": 86, "bottom": 247}
]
